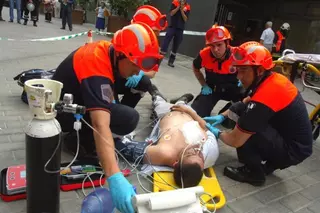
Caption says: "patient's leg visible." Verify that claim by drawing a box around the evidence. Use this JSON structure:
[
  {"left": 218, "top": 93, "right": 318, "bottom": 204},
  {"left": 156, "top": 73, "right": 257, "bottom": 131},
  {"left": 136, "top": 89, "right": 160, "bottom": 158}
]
[{"left": 114, "top": 138, "right": 150, "bottom": 164}]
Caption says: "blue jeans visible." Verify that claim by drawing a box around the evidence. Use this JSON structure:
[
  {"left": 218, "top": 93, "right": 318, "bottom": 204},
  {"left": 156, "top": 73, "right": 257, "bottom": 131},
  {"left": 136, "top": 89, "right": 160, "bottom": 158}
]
[{"left": 9, "top": 0, "right": 21, "bottom": 21}]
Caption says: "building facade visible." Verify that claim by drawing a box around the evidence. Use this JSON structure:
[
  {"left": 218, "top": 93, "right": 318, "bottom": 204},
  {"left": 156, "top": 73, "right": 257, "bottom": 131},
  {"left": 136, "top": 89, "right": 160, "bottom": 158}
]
[{"left": 152, "top": 0, "right": 320, "bottom": 57}]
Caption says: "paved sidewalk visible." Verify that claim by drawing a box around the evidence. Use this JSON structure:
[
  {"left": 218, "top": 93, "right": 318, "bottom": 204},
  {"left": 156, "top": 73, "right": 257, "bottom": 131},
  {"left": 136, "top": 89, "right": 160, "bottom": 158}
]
[{"left": 0, "top": 8, "right": 320, "bottom": 213}]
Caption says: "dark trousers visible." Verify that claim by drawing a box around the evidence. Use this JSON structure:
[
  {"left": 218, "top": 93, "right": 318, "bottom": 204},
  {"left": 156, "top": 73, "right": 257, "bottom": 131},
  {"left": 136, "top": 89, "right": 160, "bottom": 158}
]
[
  {"left": 191, "top": 87, "right": 242, "bottom": 117},
  {"left": 115, "top": 75, "right": 152, "bottom": 108},
  {"left": 62, "top": 103, "right": 139, "bottom": 154},
  {"left": 160, "top": 27, "right": 184, "bottom": 64},
  {"left": 61, "top": 5, "right": 72, "bottom": 29},
  {"left": 22, "top": 0, "right": 39, "bottom": 22},
  {"left": 0, "top": 0, "right": 4, "bottom": 17},
  {"left": 237, "top": 125, "right": 301, "bottom": 172},
  {"left": 45, "top": 12, "right": 52, "bottom": 22}
]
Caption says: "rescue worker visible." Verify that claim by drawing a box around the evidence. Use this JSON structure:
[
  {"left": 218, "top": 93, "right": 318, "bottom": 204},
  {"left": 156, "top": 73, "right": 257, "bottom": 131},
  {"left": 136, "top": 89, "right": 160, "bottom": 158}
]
[
  {"left": 205, "top": 41, "right": 313, "bottom": 186},
  {"left": 52, "top": 23, "right": 163, "bottom": 213},
  {"left": 273, "top": 22, "right": 290, "bottom": 54},
  {"left": 21, "top": 0, "right": 40, "bottom": 26},
  {"left": 191, "top": 25, "right": 243, "bottom": 120},
  {"left": 123, "top": 5, "right": 168, "bottom": 92},
  {"left": 160, "top": 0, "right": 191, "bottom": 67}
]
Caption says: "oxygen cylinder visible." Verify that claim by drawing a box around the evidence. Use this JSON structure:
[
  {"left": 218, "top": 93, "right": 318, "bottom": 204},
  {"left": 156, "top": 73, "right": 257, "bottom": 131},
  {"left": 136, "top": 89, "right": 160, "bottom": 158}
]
[
  {"left": 25, "top": 119, "right": 61, "bottom": 213},
  {"left": 24, "top": 79, "right": 63, "bottom": 213}
]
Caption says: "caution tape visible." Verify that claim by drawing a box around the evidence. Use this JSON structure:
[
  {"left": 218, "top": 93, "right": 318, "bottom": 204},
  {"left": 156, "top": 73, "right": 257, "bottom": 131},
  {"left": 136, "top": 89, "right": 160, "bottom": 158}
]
[
  {"left": 159, "top": 30, "right": 205, "bottom": 36},
  {"left": 0, "top": 30, "right": 113, "bottom": 42},
  {"left": 0, "top": 29, "right": 205, "bottom": 42}
]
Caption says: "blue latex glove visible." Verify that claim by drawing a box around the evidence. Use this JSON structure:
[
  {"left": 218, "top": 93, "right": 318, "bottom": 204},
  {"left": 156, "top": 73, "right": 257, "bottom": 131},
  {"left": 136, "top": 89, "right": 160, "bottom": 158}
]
[
  {"left": 201, "top": 85, "right": 213, "bottom": 95},
  {"left": 203, "top": 114, "right": 226, "bottom": 126},
  {"left": 125, "top": 70, "right": 144, "bottom": 88},
  {"left": 206, "top": 123, "right": 221, "bottom": 138},
  {"left": 107, "top": 172, "right": 136, "bottom": 213},
  {"left": 112, "top": 100, "right": 116, "bottom": 104},
  {"left": 237, "top": 80, "right": 242, "bottom": 87}
]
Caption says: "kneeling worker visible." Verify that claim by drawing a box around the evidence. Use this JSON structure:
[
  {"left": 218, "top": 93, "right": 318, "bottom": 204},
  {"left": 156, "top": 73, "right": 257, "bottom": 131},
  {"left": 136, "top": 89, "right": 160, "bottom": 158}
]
[
  {"left": 115, "top": 93, "right": 219, "bottom": 188},
  {"left": 52, "top": 23, "right": 163, "bottom": 213},
  {"left": 191, "top": 25, "right": 243, "bottom": 120},
  {"left": 118, "top": 5, "right": 168, "bottom": 101},
  {"left": 206, "top": 41, "right": 313, "bottom": 186}
]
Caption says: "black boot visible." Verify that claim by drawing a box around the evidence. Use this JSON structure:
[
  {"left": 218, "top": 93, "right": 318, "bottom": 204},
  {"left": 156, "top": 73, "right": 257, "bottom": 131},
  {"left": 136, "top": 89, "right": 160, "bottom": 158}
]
[
  {"left": 23, "top": 19, "right": 27, "bottom": 25},
  {"left": 149, "top": 84, "right": 167, "bottom": 102},
  {"left": 170, "top": 93, "right": 194, "bottom": 104},
  {"left": 168, "top": 53, "right": 176, "bottom": 67},
  {"left": 224, "top": 165, "right": 266, "bottom": 186},
  {"left": 33, "top": 21, "right": 37, "bottom": 27}
]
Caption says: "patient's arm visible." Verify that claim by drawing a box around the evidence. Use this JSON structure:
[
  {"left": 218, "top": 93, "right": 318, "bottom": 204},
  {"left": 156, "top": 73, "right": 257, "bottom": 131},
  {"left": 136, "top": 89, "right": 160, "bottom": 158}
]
[
  {"left": 143, "top": 145, "right": 176, "bottom": 166},
  {"left": 170, "top": 105, "right": 207, "bottom": 130}
]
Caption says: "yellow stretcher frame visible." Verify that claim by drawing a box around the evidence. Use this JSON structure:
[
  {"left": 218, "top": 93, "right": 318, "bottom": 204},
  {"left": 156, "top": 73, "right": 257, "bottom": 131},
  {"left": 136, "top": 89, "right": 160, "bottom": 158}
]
[
  {"left": 152, "top": 167, "right": 226, "bottom": 211},
  {"left": 272, "top": 59, "right": 320, "bottom": 141}
]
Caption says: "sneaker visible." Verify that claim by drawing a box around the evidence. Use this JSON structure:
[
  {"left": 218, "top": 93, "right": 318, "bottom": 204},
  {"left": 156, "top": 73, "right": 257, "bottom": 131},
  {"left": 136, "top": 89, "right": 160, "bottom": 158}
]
[
  {"left": 150, "top": 84, "right": 167, "bottom": 102},
  {"left": 224, "top": 165, "right": 266, "bottom": 186},
  {"left": 168, "top": 62, "right": 174, "bottom": 67},
  {"left": 170, "top": 93, "right": 194, "bottom": 104}
]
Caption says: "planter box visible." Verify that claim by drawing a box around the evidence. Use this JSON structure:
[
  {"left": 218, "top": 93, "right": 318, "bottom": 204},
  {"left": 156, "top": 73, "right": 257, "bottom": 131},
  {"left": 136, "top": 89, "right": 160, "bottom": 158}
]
[
  {"left": 72, "top": 9, "right": 84, "bottom": 25},
  {"left": 107, "top": 15, "right": 130, "bottom": 33}
]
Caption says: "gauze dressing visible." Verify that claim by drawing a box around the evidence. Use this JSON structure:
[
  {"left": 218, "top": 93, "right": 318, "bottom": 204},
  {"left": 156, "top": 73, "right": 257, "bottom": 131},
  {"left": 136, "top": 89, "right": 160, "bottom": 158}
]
[{"left": 180, "top": 121, "right": 206, "bottom": 145}]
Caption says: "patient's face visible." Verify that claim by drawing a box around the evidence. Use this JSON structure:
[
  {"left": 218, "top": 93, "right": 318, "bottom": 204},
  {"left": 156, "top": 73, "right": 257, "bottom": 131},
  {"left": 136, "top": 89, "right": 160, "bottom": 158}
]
[{"left": 181, "top": 144, "right": 205, "bottom": 169}]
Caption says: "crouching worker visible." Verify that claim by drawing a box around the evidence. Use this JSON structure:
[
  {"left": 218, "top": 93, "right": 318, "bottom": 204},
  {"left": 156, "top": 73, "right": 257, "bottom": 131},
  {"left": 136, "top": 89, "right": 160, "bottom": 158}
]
[
  {"left": 52, "top": 23, "right": 163, "bottom": 213},
  {"left": 115, "top": 94, "right": 219, "bottom": 187},
  {"left": 205, "top": 41, "right": 313, "bottom": 186},
  {"left": 117, "top": 5, "right": 168, "bottom": 105}
]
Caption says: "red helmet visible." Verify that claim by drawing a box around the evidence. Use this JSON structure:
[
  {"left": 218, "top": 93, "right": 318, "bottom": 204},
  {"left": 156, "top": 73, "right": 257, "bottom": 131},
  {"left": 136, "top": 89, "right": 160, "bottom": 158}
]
[
  {"left": 112, "top": 23, "right": 163, "bottom": 72},
  {"left": 232, "top": 41, "right": 275, "bottom": 70},
  {"left": 131, "top": 5, "right": 168, "bottom": 31},
  {"left": 205, "top": 24, "right": 232, "bottom": 45}
]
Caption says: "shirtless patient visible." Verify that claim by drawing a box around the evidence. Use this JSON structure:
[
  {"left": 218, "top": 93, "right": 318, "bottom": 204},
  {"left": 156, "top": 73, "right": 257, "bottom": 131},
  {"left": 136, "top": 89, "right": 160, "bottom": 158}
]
[{"left": 115, "top": 94, "right": 219, "bottom": 187}]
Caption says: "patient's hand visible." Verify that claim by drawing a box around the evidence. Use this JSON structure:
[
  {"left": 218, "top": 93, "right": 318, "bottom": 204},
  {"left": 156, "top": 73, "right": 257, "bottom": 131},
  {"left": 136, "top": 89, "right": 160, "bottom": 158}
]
[{"left": 170, "top": 104, "right": 191, "bottom": 114}]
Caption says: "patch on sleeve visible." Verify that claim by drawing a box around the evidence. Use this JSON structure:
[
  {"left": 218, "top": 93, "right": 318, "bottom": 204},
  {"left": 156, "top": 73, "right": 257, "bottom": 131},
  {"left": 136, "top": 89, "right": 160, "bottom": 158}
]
[{"left": 101, "top": 84, "right": 113, "bottom": 103}]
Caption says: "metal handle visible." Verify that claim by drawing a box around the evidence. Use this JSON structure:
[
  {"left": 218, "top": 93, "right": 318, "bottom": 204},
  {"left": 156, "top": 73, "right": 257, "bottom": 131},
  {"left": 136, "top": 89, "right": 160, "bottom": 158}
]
[{"left": 301, "top": 71, "right": 320, "bottom": 91}]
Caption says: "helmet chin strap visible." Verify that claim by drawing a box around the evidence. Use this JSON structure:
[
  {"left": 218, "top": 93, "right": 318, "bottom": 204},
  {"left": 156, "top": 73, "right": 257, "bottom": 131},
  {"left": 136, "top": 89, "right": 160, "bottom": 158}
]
[{"left": 245, "top": 68, "right": 271, "bottom": 97}]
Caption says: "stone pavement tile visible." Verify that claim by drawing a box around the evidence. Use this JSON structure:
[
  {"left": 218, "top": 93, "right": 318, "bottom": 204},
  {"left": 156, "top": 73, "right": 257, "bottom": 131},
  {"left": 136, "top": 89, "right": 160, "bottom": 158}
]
[
  {"left": 251, "top": 201, "right": 291, "bottom": 213},
  {"left": 0, "top": 116, "right": 21, "bottom": 122},
  {"left": 299, "top": 182, "right": 320, "bottom": 201},
  {"left": 216, "top": 205, "right": 236, "bottom": 213},
  {"left": 0, "top": 142, "right": 25, "bottom": 153},
  {"left": 0, "top": 135, "right": 10, "bottom": 144},
  {"left": 293, "top": 174, "right": 320, "bottom": 188},
  {"left": 215, "top": 152, "right": 238, "bottom": 166},
  {"left": 295, "top": 208, "right": 315, "bottom": 213},
  {"left": 60, "top": 198, "right": 83, "bottom": 213},
  {"left": 12, "top": 149, "right": 25, "bottom": 160},
  {"left": 0, "top": 200, "right": 26, "bottom": 213},
  {"left": 228, "top": 195, "right": 264, "bottom": 213},
  {"left": 218, "top": 176, "right": 239, "bottom": 190},
  {"left": 270, "top": 169, "right": 298, "bottom": 182},
  {"left": 253, "top": 180, "right": 303, "bottom": 204},
  {"left": 225, "top": 183, "right": 261, "bottom": 199},
  {"left": 9, "top": 134, "right": 25, "bottom": 143},
  {"left": 224, "top": 190, "right": 236, "bottom": 203},
  {"left": 5, "top": 121, "right": 29, "bottom": 129},
  {"left": 307, "top": 170, "right": 320, "bottom": 181},
  {"left": 307, "top": 200, "right": 320, "bottom": 213},
  {"left": 279, "top": 192, "right": 312, "bottom": 212}
]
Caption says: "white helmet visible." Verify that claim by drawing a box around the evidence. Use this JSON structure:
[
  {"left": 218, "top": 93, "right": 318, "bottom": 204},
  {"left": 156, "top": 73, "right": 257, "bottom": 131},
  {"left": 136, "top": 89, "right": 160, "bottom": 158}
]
[
  {"left": 27, "top": 3, "right": 35, "bottom": 12},
  {"left": 281, "top": 23, "right": 290, "bottom": 30}
]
